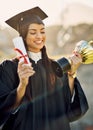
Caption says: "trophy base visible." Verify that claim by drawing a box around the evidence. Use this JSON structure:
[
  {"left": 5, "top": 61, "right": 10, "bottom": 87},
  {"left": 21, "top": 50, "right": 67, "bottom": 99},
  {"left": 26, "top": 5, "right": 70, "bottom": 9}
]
[{"left": 52, "top": 57, "right": 71, "bottom": 77}]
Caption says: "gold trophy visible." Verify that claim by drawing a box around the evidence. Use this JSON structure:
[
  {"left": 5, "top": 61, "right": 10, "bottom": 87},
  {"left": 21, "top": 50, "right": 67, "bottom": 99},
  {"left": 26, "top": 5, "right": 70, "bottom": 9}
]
[
  {"left": 52, "top": 40, "right": 93, "bottom": 77},
  {"left": 74, "top": 40, "right": 93, "bottom": 64}
]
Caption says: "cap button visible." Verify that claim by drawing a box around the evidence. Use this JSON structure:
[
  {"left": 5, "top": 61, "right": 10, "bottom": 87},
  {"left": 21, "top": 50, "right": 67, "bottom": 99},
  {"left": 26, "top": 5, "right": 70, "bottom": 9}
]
[{"left": 20, "top": 17, "right": 24, "bottom": 21}]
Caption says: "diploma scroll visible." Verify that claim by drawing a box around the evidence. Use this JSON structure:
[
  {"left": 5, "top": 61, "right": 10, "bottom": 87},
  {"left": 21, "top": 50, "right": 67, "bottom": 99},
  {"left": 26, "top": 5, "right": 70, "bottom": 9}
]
[{"left": 13, "top": 36, "right": 30, "bottom": 64}]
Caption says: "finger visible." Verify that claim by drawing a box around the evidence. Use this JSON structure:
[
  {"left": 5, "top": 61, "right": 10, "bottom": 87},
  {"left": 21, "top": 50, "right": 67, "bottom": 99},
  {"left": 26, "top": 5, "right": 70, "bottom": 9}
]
[
  {"left": 19, "top": 68, "right": 35, "bottom": 75},
  {"left": 18, "top": 60, "right": 31, "bottom": 68},
  {"left": 19, "top": 70, "right": 35, "bottom": 79},
  {"left": 74, "top": 52, "right": 81, "bottom": 58},
  {"left": 19, "top": 67, "right": 34, "bottom": 75},
  {"left": 19, "top": 66, "right": 35, "bottom": 75},
  {"left": 74, "top": 55, "right": 82, "bottom": 63},
  {"left": 70, "top": 54, "right": 82, "bottom": 64},
  {"left": 18, "top": 62, "right": 33, "bottom": 72},
  {"left": 21, "top": 64, "right": 32, "bottom": 70},
  {"left": 18, "top": 61, "right": 25, "bottom": 69}
]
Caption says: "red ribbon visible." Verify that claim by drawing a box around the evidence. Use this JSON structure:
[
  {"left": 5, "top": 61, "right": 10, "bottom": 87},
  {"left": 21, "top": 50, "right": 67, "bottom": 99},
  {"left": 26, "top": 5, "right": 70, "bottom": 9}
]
[{"left": 14, "top": 48, "right": 28, "bottom": 64}]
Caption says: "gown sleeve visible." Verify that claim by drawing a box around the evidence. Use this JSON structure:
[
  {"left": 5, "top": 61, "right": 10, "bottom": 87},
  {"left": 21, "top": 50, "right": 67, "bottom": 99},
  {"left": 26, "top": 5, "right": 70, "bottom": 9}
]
[
  {"left": 0, "top": 60, "right": 19, "bottom": 126},
  {"left": 65, "top": 76, "right": 89, "bottom": 122}
]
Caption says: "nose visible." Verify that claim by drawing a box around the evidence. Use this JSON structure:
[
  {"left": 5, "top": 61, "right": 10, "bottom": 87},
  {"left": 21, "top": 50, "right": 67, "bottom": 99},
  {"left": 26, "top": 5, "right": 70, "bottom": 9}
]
[{"left": 36, "top": 32, "right": 42, "bottom": 38}]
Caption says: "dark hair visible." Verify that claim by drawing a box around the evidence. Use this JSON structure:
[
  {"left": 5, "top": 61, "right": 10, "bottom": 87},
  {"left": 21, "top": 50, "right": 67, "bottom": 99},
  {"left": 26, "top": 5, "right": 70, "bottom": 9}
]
[
  {"left": 19, "top": 14, "right": 44, "bottom": 39},
  {"left": 19, "top": 20, "right": 56, "bottom": 99},
  {"left": 41, "top": 46, "right": 56, "bottom": 92}
]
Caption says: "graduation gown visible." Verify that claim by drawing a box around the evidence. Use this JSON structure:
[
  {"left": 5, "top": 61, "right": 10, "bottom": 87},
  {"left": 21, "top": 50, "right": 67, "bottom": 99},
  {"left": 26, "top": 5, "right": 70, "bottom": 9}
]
[{"left": 0, "top": 59, "right": 89, "bottom": 130}]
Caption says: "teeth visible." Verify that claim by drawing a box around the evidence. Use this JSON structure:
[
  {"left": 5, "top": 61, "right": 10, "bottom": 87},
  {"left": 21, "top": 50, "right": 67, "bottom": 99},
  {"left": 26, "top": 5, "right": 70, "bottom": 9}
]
[{"left": 35, "top": 41, "right": 42, "bottom": 44}]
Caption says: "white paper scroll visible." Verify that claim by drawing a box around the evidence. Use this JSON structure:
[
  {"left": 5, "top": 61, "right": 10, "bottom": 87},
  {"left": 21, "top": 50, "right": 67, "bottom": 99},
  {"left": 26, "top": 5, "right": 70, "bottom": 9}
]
[{"left": 13, "top": 36, "right": 30, "bottom": 64}]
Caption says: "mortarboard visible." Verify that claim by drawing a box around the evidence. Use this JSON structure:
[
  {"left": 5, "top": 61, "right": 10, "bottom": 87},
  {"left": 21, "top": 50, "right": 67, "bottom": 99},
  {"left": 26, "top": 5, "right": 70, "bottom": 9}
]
[
  {"left": 5, "top": 7, "right": 48, "bottom": 64},
  {"left": 5, "top": 6, "right": 48, "bottom": 33}
]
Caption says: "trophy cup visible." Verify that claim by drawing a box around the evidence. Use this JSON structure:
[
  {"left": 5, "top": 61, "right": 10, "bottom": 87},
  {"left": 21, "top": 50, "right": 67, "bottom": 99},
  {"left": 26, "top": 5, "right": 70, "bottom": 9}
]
[
  {"left": 74, "top": 40, "right": 93, "bottom": 64},
  {"left": 52, "top": 40, "right": 93, "bottom": 77}
]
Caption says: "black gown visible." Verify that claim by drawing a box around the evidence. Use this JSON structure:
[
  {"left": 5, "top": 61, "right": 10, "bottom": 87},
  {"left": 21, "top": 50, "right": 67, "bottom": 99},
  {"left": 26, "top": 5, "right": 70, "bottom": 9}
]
[{"left": 0, "top": 59, "right": 89, "bottom": 130}]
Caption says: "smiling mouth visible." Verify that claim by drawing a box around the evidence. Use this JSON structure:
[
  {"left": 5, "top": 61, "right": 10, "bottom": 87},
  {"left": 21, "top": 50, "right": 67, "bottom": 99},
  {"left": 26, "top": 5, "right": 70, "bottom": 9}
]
[{"left": 35, "top": 40, "right": 43, "bottom": 44}]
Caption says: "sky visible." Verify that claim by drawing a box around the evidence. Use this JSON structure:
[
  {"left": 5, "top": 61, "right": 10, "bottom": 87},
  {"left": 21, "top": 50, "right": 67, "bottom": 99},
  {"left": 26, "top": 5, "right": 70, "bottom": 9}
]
[{"left": 0, "top": 0, "right": 93, "bottom": 27}]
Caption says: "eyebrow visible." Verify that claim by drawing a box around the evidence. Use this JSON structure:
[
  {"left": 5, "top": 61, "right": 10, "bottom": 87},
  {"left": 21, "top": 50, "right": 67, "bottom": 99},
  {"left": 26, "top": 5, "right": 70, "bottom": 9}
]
[{"left": 28, "top": 27, "right": 45, "bottom": 31}]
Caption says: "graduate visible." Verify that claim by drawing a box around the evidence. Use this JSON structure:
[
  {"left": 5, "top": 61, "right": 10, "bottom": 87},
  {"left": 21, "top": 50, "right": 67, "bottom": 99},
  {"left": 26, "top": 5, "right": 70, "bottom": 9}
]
[{"left": 0, "top": 6, "right": 88, "bottom": 130}]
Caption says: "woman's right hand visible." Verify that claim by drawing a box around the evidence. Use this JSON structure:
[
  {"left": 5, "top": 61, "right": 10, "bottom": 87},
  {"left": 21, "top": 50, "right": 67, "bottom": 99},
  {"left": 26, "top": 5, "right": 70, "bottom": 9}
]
[
  {"left": 12, "top": 61, "right": 35, "bottom": 108},
  {"left": 17, "top": 61, "right": 35, "bottom": 86}
]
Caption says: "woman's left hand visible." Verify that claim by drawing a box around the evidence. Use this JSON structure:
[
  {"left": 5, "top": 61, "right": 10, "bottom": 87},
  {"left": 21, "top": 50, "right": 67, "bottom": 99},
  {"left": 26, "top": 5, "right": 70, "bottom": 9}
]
[{"left": 68, "top": 51, "right": 82, "bottom": 74}]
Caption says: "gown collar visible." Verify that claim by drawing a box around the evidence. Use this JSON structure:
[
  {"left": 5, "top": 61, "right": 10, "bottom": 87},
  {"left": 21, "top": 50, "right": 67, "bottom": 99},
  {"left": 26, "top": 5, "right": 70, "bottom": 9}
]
[{"left": 28, "top": 51, "right": 42, "bottom": 63}]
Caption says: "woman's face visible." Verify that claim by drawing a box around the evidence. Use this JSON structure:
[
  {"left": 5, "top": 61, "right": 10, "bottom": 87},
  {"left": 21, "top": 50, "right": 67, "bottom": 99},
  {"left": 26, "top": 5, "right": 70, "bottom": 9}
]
[{"left": 25, "top": 23, "right": 46, "bottom": 52}]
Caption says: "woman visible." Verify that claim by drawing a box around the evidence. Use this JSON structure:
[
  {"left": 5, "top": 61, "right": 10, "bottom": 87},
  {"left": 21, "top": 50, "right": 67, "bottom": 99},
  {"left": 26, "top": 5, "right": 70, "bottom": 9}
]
[{"left": 0, "top": 6, "right": 88, "bottom": 130}]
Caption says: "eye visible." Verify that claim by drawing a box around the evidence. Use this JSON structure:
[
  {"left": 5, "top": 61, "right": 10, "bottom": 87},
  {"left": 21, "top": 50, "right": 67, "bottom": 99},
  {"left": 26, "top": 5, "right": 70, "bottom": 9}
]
[
  {"left": 29, "top": 32, "right": 36, "bottom": 35},
  {"left": 41, "top": 31, "right": 45, "bottom": 34}
]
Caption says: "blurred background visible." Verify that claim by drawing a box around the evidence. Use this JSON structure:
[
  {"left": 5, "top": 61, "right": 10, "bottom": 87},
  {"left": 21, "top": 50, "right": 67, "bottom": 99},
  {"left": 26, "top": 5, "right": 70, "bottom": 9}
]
[{"left": 0, "top": 0, "right": 93, "bottom": 130}]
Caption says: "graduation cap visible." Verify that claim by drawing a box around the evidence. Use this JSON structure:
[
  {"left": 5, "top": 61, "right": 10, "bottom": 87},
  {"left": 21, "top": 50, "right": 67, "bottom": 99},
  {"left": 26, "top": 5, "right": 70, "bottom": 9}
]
[{"left": 5, "top": 6, "right": 48, "bottom": 34}]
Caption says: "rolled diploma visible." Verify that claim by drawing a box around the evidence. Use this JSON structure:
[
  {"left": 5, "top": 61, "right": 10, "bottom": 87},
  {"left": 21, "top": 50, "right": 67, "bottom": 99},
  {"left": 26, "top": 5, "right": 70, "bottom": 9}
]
[{"left": 13, "top": 36, "right": 30, "bottom": 64}]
